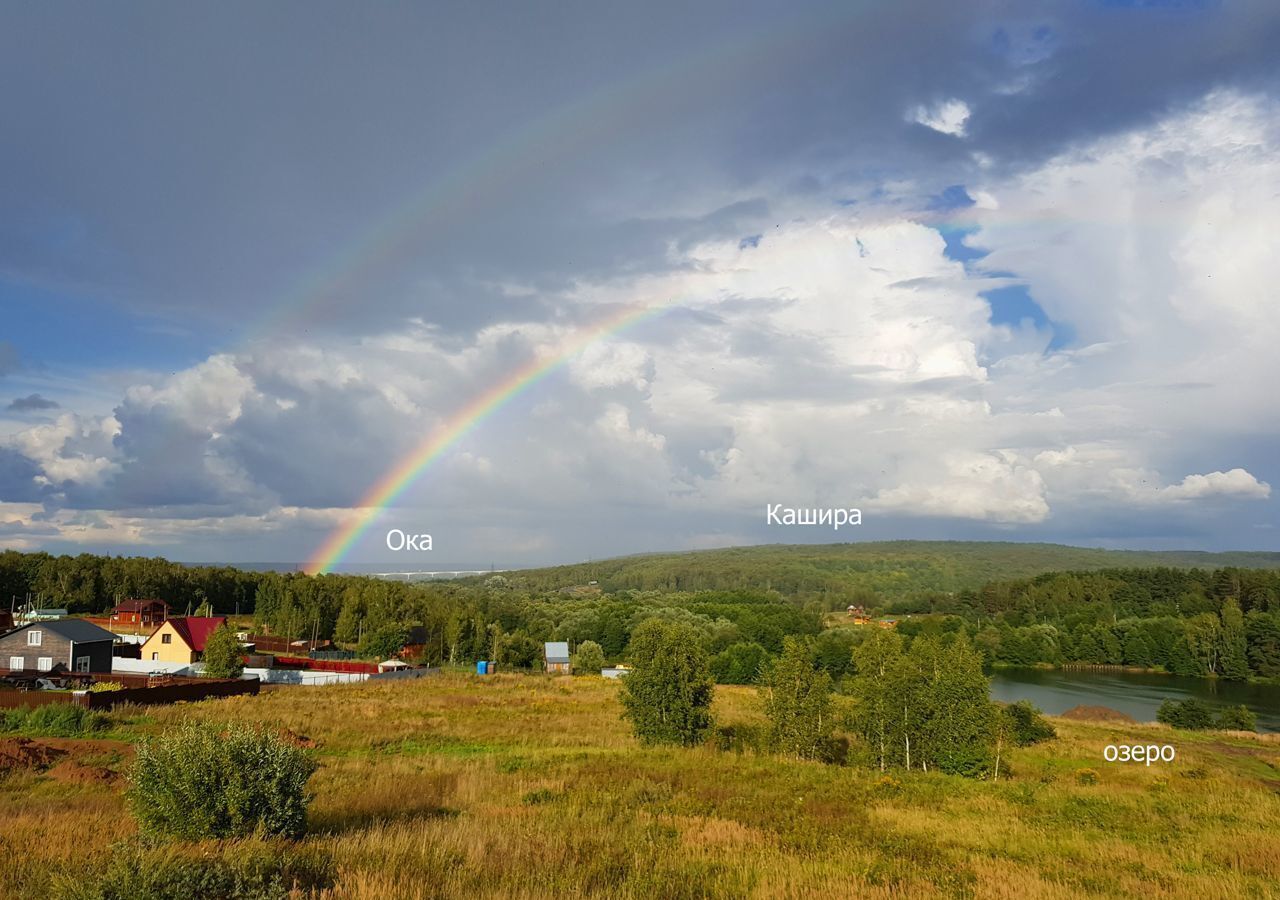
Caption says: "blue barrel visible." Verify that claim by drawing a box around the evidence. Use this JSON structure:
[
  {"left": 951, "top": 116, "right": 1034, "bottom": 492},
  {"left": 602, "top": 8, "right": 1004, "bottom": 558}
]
[{"left": 476, "top": 660, "right": 488, "bottom": 675}]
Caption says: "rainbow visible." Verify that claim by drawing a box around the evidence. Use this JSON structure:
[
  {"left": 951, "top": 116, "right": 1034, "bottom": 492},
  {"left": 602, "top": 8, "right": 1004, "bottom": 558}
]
[{"left": 303, "top": 301, "right": 672, "bottom": 574}]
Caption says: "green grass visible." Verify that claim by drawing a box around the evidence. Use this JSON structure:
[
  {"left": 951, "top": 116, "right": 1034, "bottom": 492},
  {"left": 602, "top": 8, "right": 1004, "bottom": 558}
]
[{"left": 3, "top": 672, "right": 1279, "bottom": 898}]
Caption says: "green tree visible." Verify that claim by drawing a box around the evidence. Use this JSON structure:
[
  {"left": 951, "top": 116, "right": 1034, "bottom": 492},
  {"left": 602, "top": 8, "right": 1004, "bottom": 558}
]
[
  {"left": 849, "top": 629, "right": 903, "bottom": 772},
  {"left": 761, "top": 637, "right": 833, "bottom": 760},
  {"left": 200, "top": 624, "right": 244, "bottom": 679},
  {"left": 571, "top": 640, "right": 605, "bottom": 674},
  {"left": 710, "top": 641, "right": 770, "bottom": 684},
  {"left": 443, "top": 611, "right": 464, "bottom": 665},
  {"left": 333, "top": 591, "right": 362, "bottom": 645},
  {"left": 850, "top": 632, "right": 994, "bottom": 776},
  {"left": 1215, "top": 704, "right": 1257, "bottom": 731},
  {"left": 1246, "top": 610, "right": 1280, "bottom": 677},
  {"left": 1123, "top": 629, "right": 1155, "bottom": 668},
  {"left": 1220, "top": 599, "right": 1249, "bottom": 681},
  {"left": 1000, "top": 700, "right": 1056, "bottom": 746},
  {"left": 1156, "top": 698, "right": 1215, "bottom": 730},
  {"left": 357, "top": 623, "right": 409, "bottom": 661},
  {"left": 620, "top": 620, "right": 714, "bottom": 746},
  {"left": 921, "top": 636, "right": 994, "bottom": 776}
]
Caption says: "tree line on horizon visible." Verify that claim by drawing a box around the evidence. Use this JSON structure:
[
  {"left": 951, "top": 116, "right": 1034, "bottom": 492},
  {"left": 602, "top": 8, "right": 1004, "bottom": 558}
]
[{"left": 2, "top": 548, "right": 1279, "bottom": 681}]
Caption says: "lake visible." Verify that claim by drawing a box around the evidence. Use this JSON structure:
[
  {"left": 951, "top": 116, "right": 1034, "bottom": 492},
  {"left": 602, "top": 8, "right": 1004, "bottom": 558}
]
[{"left": 989, "top": 667, "right": 1280, "bottom": 733}]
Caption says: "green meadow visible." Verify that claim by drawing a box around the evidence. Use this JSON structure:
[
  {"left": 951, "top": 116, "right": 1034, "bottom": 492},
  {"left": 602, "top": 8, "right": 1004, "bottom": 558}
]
[{"left": 3, "top": 671, "right": 1279, "bottom": 899}]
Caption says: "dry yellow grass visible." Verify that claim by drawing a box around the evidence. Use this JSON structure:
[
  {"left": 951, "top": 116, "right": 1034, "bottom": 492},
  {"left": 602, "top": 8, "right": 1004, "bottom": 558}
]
[{"left": 2, "top": 671, "right": 1279, "bottom": 899}]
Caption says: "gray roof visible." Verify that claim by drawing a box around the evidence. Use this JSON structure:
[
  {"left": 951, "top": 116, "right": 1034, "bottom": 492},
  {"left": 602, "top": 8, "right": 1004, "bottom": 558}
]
[
  {"left": 11, "top": 619, "right": 116, "bottom": 643},
  {"left": 544, "top": 641, "right": 570, "bottom": 663}
]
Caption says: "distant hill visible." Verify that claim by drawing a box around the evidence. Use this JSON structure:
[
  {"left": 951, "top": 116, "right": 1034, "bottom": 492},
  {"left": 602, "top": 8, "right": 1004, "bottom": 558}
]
[{"left": 496, "top": 541, "right": 1280, "bottom": 600}]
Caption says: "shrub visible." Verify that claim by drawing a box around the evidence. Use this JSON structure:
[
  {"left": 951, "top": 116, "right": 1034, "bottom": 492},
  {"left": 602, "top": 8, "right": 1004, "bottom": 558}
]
[
  {"left": 1076, "top": 768, "right": 1099, "bottom": 786},
  {"left": 572, "top": 640, "right": 606, "bottom": 674},
  {"left": 53, "top": 839, "right": 334, "bottom": 900},
  {"left": 1214, "top": 704, "right": 1257, "bottom": 731},
  {"left": 88, "top": 681, "right": 124, "bottom": 693},
  {"left": 711, "top": 722, "right": 768, "bottom": 754},
  {"left": 128, "top": 721, "right": 316, "bottom": 840},
  {"left": 1156, "top": 698, "right": 1215, "bottom": 730},
  {"left": 1002, "top": 700, "right": 1056, "bottom": 746},
  {"left": 1, "top": 703, "right": 106, "bottom": 737}
]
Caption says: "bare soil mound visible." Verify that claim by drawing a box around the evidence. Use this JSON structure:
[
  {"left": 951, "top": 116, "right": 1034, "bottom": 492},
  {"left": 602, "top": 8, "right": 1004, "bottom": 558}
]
[
  {"left": 0, "top": 737, "right": 66, "bottom": 771},
  {"left": 1060, "top": 705, "right": 1138, "bottom": 724},
  {"left": 47, "top": 760, "right": 118, "bottom": 785}
]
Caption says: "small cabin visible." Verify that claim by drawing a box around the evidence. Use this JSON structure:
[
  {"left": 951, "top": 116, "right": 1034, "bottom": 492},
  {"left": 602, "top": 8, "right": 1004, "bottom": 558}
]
[{"left": 544, "top": 641, "right": 571, "bottom": 675}]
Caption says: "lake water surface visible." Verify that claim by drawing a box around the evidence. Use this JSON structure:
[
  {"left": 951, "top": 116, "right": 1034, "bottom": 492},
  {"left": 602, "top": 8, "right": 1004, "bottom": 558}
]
[{"left": 989, "top": 667, "right": 1280, "bottom": 733}]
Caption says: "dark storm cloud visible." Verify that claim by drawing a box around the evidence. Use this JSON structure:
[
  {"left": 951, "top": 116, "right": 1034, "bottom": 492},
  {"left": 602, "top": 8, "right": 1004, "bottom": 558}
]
[
  {"left": 7, "top": 394, "right": 59, "bottom": 412},
  {"left": 3, "top": 1, "right": 1276, "bottom": 340},
  {"left": 0, "top": 448, "right": 45, "bottom": 503}
]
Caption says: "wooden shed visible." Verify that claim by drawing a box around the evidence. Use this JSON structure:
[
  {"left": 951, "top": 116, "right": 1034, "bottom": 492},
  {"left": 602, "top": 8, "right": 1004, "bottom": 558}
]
[{"left": 544, "top": 641, "right": 571, "bottom": 675}]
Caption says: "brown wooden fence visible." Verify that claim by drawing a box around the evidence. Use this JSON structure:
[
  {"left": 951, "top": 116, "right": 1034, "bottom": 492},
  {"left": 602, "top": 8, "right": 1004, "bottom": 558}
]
[
  {"left": 0, "top": 675, "right": 259, "bottom": 711},
  {"left": 78, "top": 677, "right": 259, "bottom": 709},
  {"left": 0, "top": 690, "right": 75, "bottom": 710}
]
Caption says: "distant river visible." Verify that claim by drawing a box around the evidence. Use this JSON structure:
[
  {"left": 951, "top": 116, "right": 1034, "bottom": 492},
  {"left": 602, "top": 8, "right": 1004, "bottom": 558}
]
[{"left": 989, "top": 667, "right": 1280, "bottom": 733}]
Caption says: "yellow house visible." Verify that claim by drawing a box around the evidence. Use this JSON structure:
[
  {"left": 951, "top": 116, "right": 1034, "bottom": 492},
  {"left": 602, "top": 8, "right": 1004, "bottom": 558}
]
[{"left": 140, "top": 616, "right": 227, "bottom": 665}]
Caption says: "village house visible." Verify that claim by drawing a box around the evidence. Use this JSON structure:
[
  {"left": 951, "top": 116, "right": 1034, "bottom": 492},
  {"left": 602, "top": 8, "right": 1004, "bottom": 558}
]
[
  {"left": 543, "top": 641, "right": 571, "bottom": 675},
  {"left": 140, "top": 616, "right": 228, "bottom": 665},
  {"left": 0, "top": 619, "right": 117, "bottom": 674},
  {"left": 109, "top": 598, "right": 170, "bottom": 630}
]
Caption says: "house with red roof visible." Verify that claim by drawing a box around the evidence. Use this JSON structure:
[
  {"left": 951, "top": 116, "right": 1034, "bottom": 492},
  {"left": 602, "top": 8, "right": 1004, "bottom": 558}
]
[
  {"left": 139, "top": 616, "right": 228, "bottom": 665},
  {"left": 109, "top": 598, "right": 169, "bottom": 629}
]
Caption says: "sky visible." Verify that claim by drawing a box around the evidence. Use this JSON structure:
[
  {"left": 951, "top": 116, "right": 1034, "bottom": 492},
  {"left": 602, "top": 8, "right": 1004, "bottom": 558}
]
[{"left": 1, "top": 0, "right": 1278, "bottom": 568}]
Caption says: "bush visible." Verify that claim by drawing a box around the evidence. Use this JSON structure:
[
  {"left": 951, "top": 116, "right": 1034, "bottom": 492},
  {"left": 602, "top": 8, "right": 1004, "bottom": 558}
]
[
  {"left": 1214, "top": 704, "right": 1257, "bottom": 731},
  {"left": 1156, "top": 698, "right": 1216, "bottom": 730},
  {"left": 1, "top": 703, "right": 106, "bottom": 737},
  {"left": 1002, "top": 701, "right": 1056, "bottom": 746},
  {"left": 711, "top": 722, "right": 768, "bottom": 754},
  {"left": 129, "top": 722, "right": 316, "bottom": 840},
  {"left": 87, "top": 682, "right": 124, "bottom": 693},
  {"left": 53, "top": 839, "right": 334, "bottom": 900},
  {"left": 572, "top": 640, "right": 606, "bottom": 674}
]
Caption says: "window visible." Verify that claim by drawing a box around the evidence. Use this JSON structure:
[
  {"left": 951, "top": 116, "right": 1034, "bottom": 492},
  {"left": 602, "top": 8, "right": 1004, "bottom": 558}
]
[
  {"left": 161, "top": 633, "right": 172, "bottom": 644},
  {"left": 75, "top": 657, "right": 89, "bottom": 673},
  {"left": 8, "top": 656, "right": 22, "bottom": 671},
  {"left": 27, "top": 630, "right": 42, "bottom": 646},
  {"left": 151, "top": 652, "right": 158, "bottom": 661},
  {"left": 37, "top": 657, "right": 52, "bottom": 672}
]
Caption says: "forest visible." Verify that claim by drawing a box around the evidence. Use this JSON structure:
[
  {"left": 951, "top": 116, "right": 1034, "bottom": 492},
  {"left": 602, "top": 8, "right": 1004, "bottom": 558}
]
[{"left": 4, "top": 545, "right": 1280, "bottom": 683}]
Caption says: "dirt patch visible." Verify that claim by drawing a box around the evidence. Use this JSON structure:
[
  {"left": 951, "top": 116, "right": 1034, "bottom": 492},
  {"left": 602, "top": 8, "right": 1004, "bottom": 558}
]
[
  {"left": 47, "top": 760, "right": 119, "bottom": 785},
  {"left": 0, "top": 737, "right": 66, "bottom": 771},
  {"left": 280, "top": 728, "right": 318, "bottom": 749},
  {"left": 1060, "top": 705, "right": 1138, "bottom": 724}
]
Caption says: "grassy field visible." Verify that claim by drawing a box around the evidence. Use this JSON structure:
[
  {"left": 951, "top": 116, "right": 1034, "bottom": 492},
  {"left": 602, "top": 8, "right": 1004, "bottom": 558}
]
[{"left": 3, "top": 672, "right": 1280, "bottom": 899}]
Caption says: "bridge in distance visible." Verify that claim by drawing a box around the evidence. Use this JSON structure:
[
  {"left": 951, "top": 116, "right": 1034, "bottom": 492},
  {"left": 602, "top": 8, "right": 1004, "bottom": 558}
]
[{"left": 370, "top": 570, "right": 490, "bottom": 581}]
